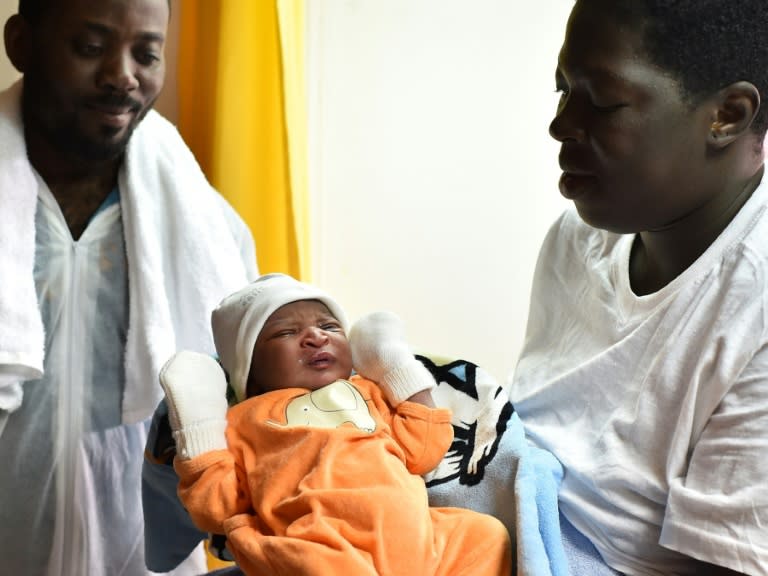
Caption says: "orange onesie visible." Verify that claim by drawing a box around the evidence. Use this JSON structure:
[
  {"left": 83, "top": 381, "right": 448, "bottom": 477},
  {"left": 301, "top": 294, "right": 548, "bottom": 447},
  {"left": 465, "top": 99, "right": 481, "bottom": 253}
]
[{"left": 175, "top": 375, "right": 511, "bottom": 576}]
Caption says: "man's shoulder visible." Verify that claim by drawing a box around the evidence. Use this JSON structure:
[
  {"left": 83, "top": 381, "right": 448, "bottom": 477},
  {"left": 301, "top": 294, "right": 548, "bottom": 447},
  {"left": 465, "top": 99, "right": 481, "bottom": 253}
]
[
  {"left": 131, "top": 110, "right": 190, "bottom": 159},
  {"left": 124, "top": 110, "right": 215, "bottom": 200}
]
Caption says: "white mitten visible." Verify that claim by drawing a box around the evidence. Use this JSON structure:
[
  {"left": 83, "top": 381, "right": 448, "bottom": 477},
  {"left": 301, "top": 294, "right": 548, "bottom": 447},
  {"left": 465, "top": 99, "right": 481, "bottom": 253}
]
[
  {"left": 159, "top": 350, "right": 229, "bottom": 460},
  {"left": 349, "top": 311, "right": 435, "bottom": 405}
]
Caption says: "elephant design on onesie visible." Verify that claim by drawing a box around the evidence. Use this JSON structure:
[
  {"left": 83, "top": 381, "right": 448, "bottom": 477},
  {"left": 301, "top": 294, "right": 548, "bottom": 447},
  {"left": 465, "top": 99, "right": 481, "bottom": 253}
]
[{"left": 270, "top": 379, "right": 377, "bottom": 433}]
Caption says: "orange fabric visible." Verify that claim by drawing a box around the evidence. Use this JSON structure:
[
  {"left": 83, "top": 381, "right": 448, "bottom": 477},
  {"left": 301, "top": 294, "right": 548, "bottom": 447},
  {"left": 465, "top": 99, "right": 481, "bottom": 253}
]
[{"left": 175, "top": 376, "right": 511, "bottom": 575}]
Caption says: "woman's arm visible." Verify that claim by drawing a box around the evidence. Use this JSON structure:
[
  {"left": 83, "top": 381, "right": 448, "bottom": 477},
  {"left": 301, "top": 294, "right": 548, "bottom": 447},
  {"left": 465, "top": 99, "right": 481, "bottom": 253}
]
[{"left": 661, "top": 343, "right": 768, "bottom": 574}]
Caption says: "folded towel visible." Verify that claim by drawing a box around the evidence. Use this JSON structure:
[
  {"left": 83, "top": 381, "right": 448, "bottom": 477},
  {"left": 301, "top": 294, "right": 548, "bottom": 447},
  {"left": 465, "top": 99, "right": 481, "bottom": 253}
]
[
  {"left": 421, "top": 356, "right": 570, "bottom": 576},
  {"left": 0, "top": 79, "right": 250, "bottom": 422},
  {"left": 0, "top": 81, "right": 45, "bottom": 396},
  {"left": 119, "top": 107, "right": 251, "bottom": 423}
]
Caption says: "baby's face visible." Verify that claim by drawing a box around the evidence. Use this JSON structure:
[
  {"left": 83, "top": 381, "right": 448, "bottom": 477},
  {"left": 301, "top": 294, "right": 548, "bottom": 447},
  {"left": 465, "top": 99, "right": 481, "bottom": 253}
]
[{"left": 246, "top": 300, "right": 353, "bottom": 397}]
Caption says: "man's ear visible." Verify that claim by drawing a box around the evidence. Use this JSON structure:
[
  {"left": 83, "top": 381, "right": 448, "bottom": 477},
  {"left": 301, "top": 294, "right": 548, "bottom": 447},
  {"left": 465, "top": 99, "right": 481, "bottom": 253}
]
[
  {"left": 4, "top": 14, "right": 30, "bottom": 74},
  {"left": 707, "top": 81, "right": 760, "bottom": 149}
]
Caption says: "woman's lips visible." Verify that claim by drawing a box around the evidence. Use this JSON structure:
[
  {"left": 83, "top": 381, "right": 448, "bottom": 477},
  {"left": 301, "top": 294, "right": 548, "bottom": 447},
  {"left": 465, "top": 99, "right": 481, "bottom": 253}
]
[{"left": 558, "top": 171, "right": 596, "bottom": 200}]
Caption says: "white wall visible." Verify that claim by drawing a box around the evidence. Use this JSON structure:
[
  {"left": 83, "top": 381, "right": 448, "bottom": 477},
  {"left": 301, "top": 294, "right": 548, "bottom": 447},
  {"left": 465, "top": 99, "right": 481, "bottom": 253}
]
[
  {"left": 0, "top": 0, "right": 575, "bottom": 384},
  {"left": 0, "top": 0, "right": 19, "bottom": 86},
  {"left": 308, "top": 1, "right": 572, "bottom": 383}
]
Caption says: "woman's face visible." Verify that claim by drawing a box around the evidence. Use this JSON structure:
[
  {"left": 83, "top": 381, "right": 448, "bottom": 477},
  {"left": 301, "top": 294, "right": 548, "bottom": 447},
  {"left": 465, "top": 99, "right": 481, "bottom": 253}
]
[
  {"left": 549, "top": 2, "right": 716, "bottom": 234},
  {"left": 246, "top": 300, "right": 353, "bottom": 397}
]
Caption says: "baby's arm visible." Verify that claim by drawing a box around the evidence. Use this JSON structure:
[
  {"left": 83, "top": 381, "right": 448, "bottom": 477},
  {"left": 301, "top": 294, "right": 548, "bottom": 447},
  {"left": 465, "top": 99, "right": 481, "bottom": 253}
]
[
  {"left": 160, "top": 351, "right": 250, "bottom": 533},
  {"left": 174, "top": 449, "right": 250, "bottom": 534},
  {"left": 350, "top": 311, "right": 453, "bottom": 473},
  {"left": 388, "top": 399, "right": 453, "bottom": 475},
  {"left": 405, "top": 389, "right": 436, "bottom": 407}
]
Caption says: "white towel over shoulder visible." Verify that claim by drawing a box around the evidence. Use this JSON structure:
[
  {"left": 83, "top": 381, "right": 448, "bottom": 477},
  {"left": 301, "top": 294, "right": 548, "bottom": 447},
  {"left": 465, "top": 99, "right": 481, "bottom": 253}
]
[
  {"left": 0, "top": 81, "right": 43, "bottom": 411},
  {"left": 0, "top": 79, "right": 252, "bottom": 421},
  {"left": 120, "top": 107, "right": 251, "bottom": 422}
]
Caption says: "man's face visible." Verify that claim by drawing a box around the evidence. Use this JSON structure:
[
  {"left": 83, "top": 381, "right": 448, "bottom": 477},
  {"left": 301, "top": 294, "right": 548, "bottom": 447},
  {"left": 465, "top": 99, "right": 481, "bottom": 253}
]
[
  {"left": 20, "top": 0, "right": 168, "bottom": 162},
  {"left": 246, "top": 300, "right": 354, "bottom": 397},
  {"left": 549, "top": 2, "right": 716, "bottom": 234}
]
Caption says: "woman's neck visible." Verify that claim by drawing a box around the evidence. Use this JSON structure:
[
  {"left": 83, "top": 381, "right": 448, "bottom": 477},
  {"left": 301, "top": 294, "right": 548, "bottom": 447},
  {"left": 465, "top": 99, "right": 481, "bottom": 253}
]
[{"left": 629, "top": 164, "right": 764, "bottom": 296}]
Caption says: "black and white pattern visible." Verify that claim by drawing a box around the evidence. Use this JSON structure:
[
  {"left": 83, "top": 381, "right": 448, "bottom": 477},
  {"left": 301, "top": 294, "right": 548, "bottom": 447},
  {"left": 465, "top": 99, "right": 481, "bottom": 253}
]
[
  {"left": 419, "top": 355, "right": 570, "bottom": 576},
  {"left": 417, "top": 355, "right": 514, "bottom": 487}
]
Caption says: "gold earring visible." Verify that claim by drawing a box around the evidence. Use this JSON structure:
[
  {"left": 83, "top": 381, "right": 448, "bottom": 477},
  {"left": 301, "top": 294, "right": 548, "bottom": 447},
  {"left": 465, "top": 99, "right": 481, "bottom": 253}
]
[{"left": 711, "top": 122, "right": 728, "bottom": 139}]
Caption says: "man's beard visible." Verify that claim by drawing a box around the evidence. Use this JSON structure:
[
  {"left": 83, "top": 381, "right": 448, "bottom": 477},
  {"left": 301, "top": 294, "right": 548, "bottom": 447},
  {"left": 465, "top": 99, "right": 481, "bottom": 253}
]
[
  {"left": 24, "top": 88, "right": 155, "bottom": 164},
  {"left": 53, "top": 104, "right": 153, "bottom": 163},
  {"left": 67, "top": 122, "right": 135, "bottom": 163}
]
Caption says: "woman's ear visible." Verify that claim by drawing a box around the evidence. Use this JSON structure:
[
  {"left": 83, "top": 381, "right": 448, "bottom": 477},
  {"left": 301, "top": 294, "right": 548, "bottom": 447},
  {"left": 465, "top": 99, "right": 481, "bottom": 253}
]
[
  {"left": 4, "top": 14, "right": 30, "bottom": 74},
  {"left": 707, "top": 81, "right": 760, "bottom": 149}
]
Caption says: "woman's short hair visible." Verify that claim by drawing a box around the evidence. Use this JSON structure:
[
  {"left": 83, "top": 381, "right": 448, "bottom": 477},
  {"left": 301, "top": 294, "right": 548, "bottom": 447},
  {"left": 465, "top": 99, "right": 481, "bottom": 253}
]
[{"left": 583, "top": 0, "right": 768, "bottom": 135}]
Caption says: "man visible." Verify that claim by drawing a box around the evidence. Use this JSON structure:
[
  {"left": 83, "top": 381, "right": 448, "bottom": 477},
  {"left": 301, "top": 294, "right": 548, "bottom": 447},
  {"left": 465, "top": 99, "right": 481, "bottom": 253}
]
[{"left": 0, "top": 0, "right": 257, "bottom": 574}]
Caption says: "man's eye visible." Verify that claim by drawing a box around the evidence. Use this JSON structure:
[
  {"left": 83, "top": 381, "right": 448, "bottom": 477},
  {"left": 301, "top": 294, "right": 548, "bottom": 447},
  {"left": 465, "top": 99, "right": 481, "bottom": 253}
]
[
  {"left": 76, "top": 42, "right": 103, "bottom": 57},
  {"left": 135, "top": 50, "right": 161, "bottom": 66}
]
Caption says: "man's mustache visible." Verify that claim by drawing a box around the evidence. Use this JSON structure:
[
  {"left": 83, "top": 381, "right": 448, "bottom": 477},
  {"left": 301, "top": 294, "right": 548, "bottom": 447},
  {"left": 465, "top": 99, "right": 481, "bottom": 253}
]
[{"left": 87, "top": 94, "right": 142, "bottom": 112}]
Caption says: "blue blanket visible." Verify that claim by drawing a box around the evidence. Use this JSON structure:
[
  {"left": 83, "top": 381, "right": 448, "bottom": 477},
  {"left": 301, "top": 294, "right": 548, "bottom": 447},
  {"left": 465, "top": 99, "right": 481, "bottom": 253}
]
[{"left": 418, "top": 356, "right": 570, "bottom": 576}]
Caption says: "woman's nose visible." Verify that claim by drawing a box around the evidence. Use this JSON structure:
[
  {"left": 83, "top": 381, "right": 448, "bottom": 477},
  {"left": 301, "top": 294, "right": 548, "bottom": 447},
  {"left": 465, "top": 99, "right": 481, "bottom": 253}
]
[{"left": 549, "top": 98, "right": 585, "bottom": 143}]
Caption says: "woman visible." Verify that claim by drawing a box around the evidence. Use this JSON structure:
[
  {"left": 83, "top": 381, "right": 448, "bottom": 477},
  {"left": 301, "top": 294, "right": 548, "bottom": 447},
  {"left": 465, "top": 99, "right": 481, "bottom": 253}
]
[{"left": 510, "top": 1, "right": 768, "bottom": 575}]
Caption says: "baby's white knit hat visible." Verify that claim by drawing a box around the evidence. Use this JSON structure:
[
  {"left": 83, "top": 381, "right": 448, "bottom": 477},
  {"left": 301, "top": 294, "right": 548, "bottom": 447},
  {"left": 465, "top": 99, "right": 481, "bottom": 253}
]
[{"left": 211, "top": 273, "right": 349, "bottom": 401}]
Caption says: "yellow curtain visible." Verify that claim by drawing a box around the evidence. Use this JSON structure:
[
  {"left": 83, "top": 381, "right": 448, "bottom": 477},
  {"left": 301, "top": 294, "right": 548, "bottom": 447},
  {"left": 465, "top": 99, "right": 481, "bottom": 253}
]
[{"left": 177, "top": 0, "right": 309, "bottom": 280}]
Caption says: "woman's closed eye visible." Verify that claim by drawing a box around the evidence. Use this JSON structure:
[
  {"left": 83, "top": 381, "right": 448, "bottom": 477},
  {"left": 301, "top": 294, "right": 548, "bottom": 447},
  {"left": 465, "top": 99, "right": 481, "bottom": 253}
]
[
  {"left": 592, "top": 101, "right": 627, "bottom": 113},
  {"left": 556, "top": 86, "right": 626, "bottom": 113}
]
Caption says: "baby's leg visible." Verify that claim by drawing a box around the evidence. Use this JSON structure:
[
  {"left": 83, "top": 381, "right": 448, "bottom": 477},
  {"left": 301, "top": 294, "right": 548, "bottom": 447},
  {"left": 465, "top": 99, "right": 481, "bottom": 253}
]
[
  {"left": 430, "top": 507, "right": 513, "bottom": 576},
  {"left": 223, "top": 514, "right": 378, "bottom": 576}
]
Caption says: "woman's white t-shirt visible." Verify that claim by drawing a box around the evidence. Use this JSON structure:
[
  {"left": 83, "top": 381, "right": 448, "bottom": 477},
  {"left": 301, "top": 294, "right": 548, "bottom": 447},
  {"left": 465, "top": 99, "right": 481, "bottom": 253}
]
[{"left": 510, "top": 177, "right": 768, "bottom": 576}]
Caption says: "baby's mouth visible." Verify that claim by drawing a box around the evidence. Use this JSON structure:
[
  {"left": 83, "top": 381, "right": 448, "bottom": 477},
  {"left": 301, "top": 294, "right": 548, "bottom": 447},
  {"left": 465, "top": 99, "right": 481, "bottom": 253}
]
[{"left": 308, "top": 351, "right": 333, "bottom": 367}]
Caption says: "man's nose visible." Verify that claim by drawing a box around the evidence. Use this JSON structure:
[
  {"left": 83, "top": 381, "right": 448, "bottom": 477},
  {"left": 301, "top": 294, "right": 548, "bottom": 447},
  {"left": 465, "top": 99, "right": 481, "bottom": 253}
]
[{"left": 98, "top": 50, "right": 140, "bottom": 93}]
